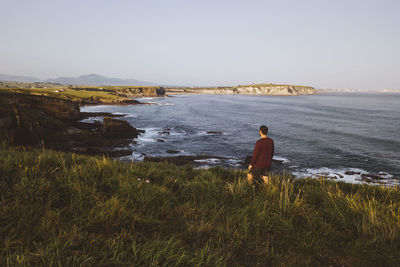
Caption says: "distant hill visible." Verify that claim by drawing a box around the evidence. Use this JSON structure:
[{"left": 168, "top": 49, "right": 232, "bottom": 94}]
[
  {"left": 0, "top": 73, "right": 41, "bottom": 83},
  {"left": 45, "top": 74, "right": 157, "bottom": 86},
  {"left": 0, "top": 73, "right": 156, "bottom": 86}
]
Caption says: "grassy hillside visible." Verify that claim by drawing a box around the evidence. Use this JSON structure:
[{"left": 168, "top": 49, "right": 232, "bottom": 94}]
[
  {"left": 1, "top": 145, "right": 400, "bottom": 266},
  {"left": 0, "top": 85, "right": 164, "bottom": 104}
]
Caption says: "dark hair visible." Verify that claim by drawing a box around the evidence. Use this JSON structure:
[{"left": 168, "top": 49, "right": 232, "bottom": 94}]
[{"left": 259, "top": 125, "right": 268, "bottom": 135}]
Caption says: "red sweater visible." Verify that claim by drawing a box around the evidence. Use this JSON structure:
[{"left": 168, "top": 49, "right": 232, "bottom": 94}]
[{"left": 250, "top": 137, "right": 274, "bottom": 169}]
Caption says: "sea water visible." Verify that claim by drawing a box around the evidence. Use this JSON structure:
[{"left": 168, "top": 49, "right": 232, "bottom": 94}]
[{"left": 81, "top": 93, "right": 400, "bottom": 185}]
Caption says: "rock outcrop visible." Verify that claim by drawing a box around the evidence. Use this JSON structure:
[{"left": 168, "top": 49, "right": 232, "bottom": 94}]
[
  {"left": 0, "top": 91, "right": 80, "bottom": 145},
  {"left": 0, "top": 91, "right": 80, "bottom": 121},
  {"left": 114, "top": 87, "right": 165, "bottom": 97},
  {"left": 102, "top": 117, "right": 143, "bottom": 138},
  {"left": 0, "top": 92, "right": 142, "bottom": 157}
]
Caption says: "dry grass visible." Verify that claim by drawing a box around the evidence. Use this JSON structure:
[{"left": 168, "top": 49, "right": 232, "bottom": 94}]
[{"left": 1, "top": 145, "right": 399, "bottom": 266}]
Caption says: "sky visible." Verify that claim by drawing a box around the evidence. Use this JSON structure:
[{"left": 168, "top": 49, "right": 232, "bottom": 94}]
[{"left": 0, "top": 0, "right": 399, "bottom": 89}]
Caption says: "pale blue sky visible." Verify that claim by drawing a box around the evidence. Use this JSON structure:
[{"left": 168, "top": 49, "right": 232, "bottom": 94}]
[{"left": 1, "top": 0, "right": 399, "bottom": 89}]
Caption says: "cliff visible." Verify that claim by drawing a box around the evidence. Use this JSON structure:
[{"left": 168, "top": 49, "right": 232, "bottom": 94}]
[
  {"left": 166, "top": 84, "right": 316, "bottom": 95},
  {"left": 69, "top": 86, "right": 166, "bottom": 101},
  {"left": 0, "top": 91, "right": 142, "bottom": 156},
  {"left": 0, "top": 85, "right": 166, "bottom": 105},
  {"left": 0, "top": 91, "right": 80, "bottom": 145},
  {"left": 112, "top": 87, "right": 166, "bottom": 97}
]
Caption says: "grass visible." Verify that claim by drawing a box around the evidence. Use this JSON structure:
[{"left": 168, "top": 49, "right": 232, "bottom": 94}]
[{"left": 1, "top": 145, "right": 400, "bottom": 266}]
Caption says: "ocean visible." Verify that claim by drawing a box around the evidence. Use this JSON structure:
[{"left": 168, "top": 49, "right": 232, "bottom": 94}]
[{"left": 81, "top": 92, "right": 400, "bottom": 186}]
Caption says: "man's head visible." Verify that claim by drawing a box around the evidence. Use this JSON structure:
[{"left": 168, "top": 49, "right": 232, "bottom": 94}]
[{"left": 259, "top": 125, "right": 268, "bottom": 137}]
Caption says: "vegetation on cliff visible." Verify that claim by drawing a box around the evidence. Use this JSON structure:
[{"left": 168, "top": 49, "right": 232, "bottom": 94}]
[
  {"left": 0, "top": 85, "right": 165, "bottom": 105},
  {"left": 1, "top": 145, "right": 399, "bottom": 266}
]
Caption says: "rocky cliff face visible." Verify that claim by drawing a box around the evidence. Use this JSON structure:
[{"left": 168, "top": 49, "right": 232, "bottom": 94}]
[
  {"left": 235, "top": 85, "right": 316, "bottom": 95},
  {"left": 0, "top": 91, "right": 80, "bottom": 121},
  {"left": 102, "top": 117, "right": 143, "bottom": 138},
  {"left": 0, "top": 92, "right": 81, "bottom": 144},
  {"left": 117, "top": 87, "right": 165, "bottom": 97},
  {"left": 0, "top": 92, "right": 142, "bottom": 157},
  {"left": 166, "top": 85, "right": 316, "bottom": 95}
]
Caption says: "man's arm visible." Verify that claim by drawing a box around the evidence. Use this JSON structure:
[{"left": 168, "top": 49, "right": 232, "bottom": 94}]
[
  {"left": 271, "top": 139, "right": 274, "bottom": 157},
  {"left": 249, "top": 141, "right": 260, "bottom": 169}
]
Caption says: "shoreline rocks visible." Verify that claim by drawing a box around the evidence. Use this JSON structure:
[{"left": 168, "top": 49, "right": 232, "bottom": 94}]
[
  {"left": 102, "top": 117, "right": 144, "bottom": 139},
  {"left": 144, "top": 155, "right": 228, "bottom": 165},
  {"left": 0, "top": 92, "right": 143, "bottom": 157},
  {"left": 166, "top": 150, "right": 180, "bottom": 154}
]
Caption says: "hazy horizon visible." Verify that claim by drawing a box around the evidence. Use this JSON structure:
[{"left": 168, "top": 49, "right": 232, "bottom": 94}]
[{"left": 1, "top": 0, "right": 399, "bottom": 90}]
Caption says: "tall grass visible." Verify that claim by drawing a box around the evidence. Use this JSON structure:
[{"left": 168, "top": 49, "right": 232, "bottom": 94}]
[{"left": 1, "top": 145, "right": 399, "bottom": 266}]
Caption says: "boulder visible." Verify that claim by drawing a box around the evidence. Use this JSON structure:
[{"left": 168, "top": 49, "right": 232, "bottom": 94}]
[
  {"left": 361, "top": 174, "right": 384, "bottom": 181},
  {"left": 166, "top": 150, "right": 180, "bottom": 154},
  {"left": 102, "top": 117, "right": 143, "bottom": 138},
  {"left": 345, "top": 171, "right": 361, "bottom": 175}
]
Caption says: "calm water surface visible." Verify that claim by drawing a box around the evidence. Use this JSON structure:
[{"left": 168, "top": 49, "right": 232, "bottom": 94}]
[{"left": 82, "top": 93, "right": 400, "bottom": 185}]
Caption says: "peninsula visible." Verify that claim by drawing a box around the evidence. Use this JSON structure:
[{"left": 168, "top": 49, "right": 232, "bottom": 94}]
[{"left": 166, "top": 84, "right": 316, "bottom": 95}]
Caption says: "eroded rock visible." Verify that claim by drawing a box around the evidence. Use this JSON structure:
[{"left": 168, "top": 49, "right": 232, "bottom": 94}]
[
  {"left": 0, "top": 92, "right": 143, "bottom": 158},
  {"left": 166, "top": 150, "right": 180, "bottom": 154},
  {"left": 102, "top": 117, "right": 143, "bottom": 138}
]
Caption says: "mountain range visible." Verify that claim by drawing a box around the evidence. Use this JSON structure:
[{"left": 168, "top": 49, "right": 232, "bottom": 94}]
[{"left": 0, "top": 73, "right": 157, "bottom": 86}]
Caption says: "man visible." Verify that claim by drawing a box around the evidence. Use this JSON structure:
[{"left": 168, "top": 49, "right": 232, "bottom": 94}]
[{"left": 247, "top": 125, "right": 274, "bottom": 185}]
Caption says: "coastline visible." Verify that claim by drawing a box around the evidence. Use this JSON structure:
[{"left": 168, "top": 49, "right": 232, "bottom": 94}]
[
  {"left": 165, "top": 84, "right": 316, "bottom": 96},
  {"left": 1, "top": 87, "right": 399, "bottom": 186}
]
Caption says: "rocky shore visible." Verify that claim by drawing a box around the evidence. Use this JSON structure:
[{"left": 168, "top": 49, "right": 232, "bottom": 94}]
[
  {"left": 0, "top": 91, "right": 144, "bottom": 157},
  {"left": 143, "top": 155, "right": 287, "bottom": 168},
  {"left": 1, "top": 88, "right": 397, "bottom": 186}
]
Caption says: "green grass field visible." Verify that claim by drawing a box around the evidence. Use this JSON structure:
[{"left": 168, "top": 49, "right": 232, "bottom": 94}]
[{"left": 1, "top": 145, "right": 399, "bottom": 266}]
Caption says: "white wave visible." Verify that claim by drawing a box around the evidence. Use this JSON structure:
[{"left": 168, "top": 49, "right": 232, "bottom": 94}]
[
  {"left": 273, "top": 156, "right": 290, "bottom": 163},
  {"left": 131, "top": 153, "right": 145, "bottom": 161},
  {"left": 292, "top": 167, "right": 399, "bottom": 186},
  {"left": 378, "top": 172, "right": 394, "bottom": 179},
  {"left": 196, "top": 131, "right": 223, "bottom": 136},
  {"left": 79, "top": 116, "right": 103, "bottom": 123},
  {"left": 168, "top": 131, "right": 186, "bottom": 137},
  {"left": 136, "top": 128, "right": 159, "bottom": 143},
  {"left": 194, "top": 158, "right": 222, "bottom": 164},
  {"left": 146, "top": 102, "right": 174, "bottom": 106},
  {"left": 224, "top": 158, "right": 242, "bottom": 167},
  {"left": 124, "top": 114, "right": 137, "bottom": 118}
]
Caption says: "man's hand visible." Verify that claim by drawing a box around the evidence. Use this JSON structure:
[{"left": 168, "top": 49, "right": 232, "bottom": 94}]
[{"left": 248, "top": 165, "right": 252, "bottom": 170}]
